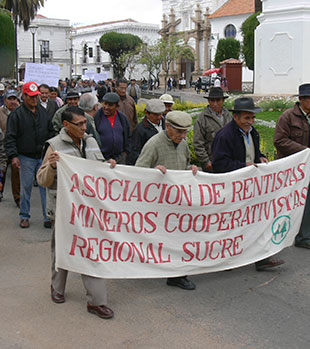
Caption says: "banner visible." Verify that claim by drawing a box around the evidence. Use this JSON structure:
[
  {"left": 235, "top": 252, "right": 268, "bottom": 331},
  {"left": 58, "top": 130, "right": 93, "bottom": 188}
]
[
  {"left": 24, "top": 63, "right": 60, "bottom": 87},
  {"left": 55, "top": 150, "right": 310, "bottom": 278}
]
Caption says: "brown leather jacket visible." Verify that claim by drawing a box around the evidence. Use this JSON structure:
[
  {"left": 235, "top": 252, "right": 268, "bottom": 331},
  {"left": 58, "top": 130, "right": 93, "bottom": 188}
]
[{"left": 274, "top": 102, "right": 309, "bottom": 159}]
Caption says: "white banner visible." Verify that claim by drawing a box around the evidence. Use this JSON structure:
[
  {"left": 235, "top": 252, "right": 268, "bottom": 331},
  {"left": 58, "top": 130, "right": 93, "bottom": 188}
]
[
  {"left": 55, "top": 149, "right": 310, "bottom": 278},
  {"left": 24, "top": 63, "right": 60, "bottom": 87},
  {"left": 81, "top": 71, "right": 109, "bottom": 82}
]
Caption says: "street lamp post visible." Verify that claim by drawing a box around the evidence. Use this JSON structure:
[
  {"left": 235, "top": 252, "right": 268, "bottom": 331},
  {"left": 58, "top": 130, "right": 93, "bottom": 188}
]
[{"left": 29, "top": 24, "right": 39, "bottom": 63}]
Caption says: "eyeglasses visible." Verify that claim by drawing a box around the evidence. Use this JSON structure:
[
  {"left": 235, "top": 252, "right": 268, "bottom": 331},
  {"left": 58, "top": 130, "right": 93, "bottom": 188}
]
[{"left": 68, "top": 120, "right": 87, "bottom": 128}]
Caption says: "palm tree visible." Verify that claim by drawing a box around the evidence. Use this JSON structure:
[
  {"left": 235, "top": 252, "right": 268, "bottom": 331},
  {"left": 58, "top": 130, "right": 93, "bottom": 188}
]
[{"left": 0, "top": 0, "right": 45, "bottom": 82}]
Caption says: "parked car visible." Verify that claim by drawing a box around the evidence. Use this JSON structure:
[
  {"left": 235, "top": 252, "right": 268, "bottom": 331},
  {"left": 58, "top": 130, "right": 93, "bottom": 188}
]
[{"left": 192, "top": 76, "right": 214, "bottom": 90}]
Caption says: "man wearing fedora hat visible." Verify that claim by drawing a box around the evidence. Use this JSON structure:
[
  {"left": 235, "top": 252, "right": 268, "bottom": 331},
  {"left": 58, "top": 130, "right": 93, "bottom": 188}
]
[
  {"left": 212, "top": 97, "right": 284, "bottom": 271},
  {"left": 52, "top": 89, "right": 80, "bottom": 133},
  {"left": 136, "top": 110, "right": 197, "bottom": 290},
  {"left": 193, "top": 87, "right": 232, "bottom": 172},
  {"left": 274, "top": 83, "right": 310, "bottom": 249}
]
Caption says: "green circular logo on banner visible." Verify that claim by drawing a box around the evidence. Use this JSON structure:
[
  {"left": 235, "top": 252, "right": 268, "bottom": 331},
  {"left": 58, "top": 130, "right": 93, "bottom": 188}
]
[{"left": 271, "top": 215, "right": 291, "bottom": 245}]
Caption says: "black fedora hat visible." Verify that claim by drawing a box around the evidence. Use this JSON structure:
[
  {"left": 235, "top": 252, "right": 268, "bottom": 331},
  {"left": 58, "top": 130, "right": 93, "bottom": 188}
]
[
  {"left": 204, "top": 87, "right": 228, "bottom": 99},
  {"left": 294, "top": 83, "right": 310, "bottom": 97},
  {"left": 230, "top": 97, "right": 261, "bottom": 113},
  {"left": 65, "top": 89, "right": 80, "bottom": 99}
]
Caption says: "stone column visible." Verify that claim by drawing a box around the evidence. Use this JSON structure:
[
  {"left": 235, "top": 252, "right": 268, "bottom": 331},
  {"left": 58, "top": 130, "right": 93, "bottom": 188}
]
[
  {"left": 255, "top": 0, "right": 310, "bottom": 94},
  {"left": 203, "top": 8, "right": 211, "bottom": 71}
]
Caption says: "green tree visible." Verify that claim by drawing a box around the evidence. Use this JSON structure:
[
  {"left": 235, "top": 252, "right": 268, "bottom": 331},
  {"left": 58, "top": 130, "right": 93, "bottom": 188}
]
[
  {"left": 0, "top": 10, "right": 15, "bottom": 77},
  {"left": 0, "top": 0, "right": 44, "bottom": 29},
  {"left": 158, "top": 36, "right": 195, "bottom": 92},
  {"left": 120, "top": 43, "right": 142, "bottom": 80},
  {"left": 214, "top": 38, "right": 240, "bottom": 67},
  {"left": 139, "top": 43, "right": 162, "bottom": 85},
  {"left": 241, "top": 12, "right": 261, "bottom": 71},
  {"left": 99, "top": 32, "right": 142, "bottom": 79},
  {"left": 0, "top": 0, "right": 45, "bottom": 82}
]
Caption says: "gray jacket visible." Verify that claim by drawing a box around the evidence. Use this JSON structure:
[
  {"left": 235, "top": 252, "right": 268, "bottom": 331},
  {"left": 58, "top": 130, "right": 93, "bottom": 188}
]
[
  {"left": 193, "top": 106, "right": 232, "bottom": 168},
  {"left": 37, "top": 128, "right": 104, "bottom": 220}
]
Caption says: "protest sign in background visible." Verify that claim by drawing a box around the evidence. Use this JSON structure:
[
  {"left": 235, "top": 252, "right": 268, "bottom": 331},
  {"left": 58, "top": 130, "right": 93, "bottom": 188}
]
[
  {"left": 55, "top": 149, "right": 310, "bottom": 278},
  {"left": 82, "top": 71, "right": 109, "bottom": 82},
  {"left": 24, "top": 63, "right": 60, "bottom": 87}
]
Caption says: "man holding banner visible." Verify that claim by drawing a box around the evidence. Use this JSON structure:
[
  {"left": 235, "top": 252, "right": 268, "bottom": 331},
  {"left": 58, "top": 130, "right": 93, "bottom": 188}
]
[
  {"left": 136, "top": 110, "right": 198, "bottom": 290},
  {"left": 37, "top": 106, "right": 116, "bottom": 319},
  {"left": 212, "top": 97, "right": 284, "bottom": 271},
  {"left": 274, "top": 83, "right": 310, "bottom": 249}
]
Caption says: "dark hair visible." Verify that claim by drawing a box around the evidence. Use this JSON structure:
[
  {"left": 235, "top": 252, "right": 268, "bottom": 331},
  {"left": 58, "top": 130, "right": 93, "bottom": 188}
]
[
  {"left": 116, "top": 79, "right": 128, "bottom": 87},
  {"left": 62, "top": 106, "right": 85, "bottom": 123},
  {"left": 39, "top": 83, "right": 49, "bottom": 90}
]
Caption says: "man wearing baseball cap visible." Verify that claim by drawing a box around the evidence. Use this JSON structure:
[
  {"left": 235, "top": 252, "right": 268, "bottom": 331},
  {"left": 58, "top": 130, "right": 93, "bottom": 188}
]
[
  {"left": 274, "top": 83, "right": 310, "bottom": 249},
  {"left": 159, "top": 93, "right": 174, "bottom": 118},
  {"left": 127, "top": 99, "right": 166, "bottom": 165},
  {"left": 5, "top": 81, "right": 54, "bottom": 229},
  {"left": 136, "top": 110, "right": 197, "bottom": 290},
  {"left": 212, "top": 97, "right": 284, "bottom": 271},
  {"left": 0, "top": 89, "right": 20, "bottom": 205},
  {"left": 0, "top": 83, "right": 5, "bottom": 107}
]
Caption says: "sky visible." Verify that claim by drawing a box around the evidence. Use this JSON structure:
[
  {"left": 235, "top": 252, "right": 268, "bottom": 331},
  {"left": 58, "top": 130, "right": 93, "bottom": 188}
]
[{"left": 39, "top": 0, "right": 163, "bottom": 26}]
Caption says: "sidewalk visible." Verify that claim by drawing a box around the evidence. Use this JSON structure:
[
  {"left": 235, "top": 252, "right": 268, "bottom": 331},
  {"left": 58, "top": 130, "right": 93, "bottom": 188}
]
[{"left": 141, "top": 87, "right": 294, "bottom": 103}]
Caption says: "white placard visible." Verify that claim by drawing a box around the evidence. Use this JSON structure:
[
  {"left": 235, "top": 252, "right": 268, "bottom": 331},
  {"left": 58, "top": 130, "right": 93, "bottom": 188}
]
[{"left": 24, "top": 63, "right": 60, "bottom": 87}]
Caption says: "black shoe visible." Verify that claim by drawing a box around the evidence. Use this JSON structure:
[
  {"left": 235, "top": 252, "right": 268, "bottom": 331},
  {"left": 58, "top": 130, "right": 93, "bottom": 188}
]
[
  {"left": 295, "top": 241, "right": 310, "bottom": 249},
  {"left": 167, "top": 276, "right": 196, "bottom": 290},
  {"left": 44, "top": 221, "right": 52, "bottom": 229},
  {"left": 0, "top": 192, "right": 3, "bottom": 201},
  {"left": 255, "top": 258, "right": 284, "bottom": 271},
  {"left": 51, "top": 286, "right": 65, "bottom": 303}
]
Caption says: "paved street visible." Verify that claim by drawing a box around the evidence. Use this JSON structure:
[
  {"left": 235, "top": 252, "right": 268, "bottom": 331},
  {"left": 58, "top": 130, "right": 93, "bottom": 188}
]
[{"left": 1, "top": 167, "right": 310, "bottom": 349}]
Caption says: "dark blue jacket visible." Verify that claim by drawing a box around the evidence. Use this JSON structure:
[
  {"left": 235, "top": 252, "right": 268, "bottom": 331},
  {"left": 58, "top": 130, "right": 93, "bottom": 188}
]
[
  {"left": 94, "top": 109, "right": 131, "bottom": 163},
  {"left": 212, "top": 119, "right": 264, "bottom": 173}
]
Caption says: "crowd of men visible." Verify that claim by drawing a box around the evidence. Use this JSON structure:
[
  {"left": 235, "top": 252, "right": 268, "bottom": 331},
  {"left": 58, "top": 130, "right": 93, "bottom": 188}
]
[{"left": 1, "top": 77, "right": 310, "bottom": 320}]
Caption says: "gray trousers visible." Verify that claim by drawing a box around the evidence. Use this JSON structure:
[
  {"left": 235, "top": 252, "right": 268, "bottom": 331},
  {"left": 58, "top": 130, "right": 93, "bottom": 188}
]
[
  {"left": 51, "top": 227, "right": 108, "bottom": 306},
  {"left": 295, "top": 187, "right": 310, "bottom": 244}
]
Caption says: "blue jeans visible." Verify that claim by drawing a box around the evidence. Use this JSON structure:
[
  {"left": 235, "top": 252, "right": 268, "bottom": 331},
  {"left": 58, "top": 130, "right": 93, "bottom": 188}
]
[{"left": 19, "top": 155, "right": 49, "bottom": 222}]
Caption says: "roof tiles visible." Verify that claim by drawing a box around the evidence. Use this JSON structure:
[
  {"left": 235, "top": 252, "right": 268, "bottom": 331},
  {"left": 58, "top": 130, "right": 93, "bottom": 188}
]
[{"left": 209, "top": 0, "right": 256, "bottom": 18}]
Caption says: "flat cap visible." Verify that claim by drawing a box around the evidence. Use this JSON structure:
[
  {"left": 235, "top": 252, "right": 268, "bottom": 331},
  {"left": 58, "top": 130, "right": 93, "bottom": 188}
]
[
  {"left": 102, "top": 92, "right": 120, "bottom": 103},
  {"left": 166, "top": 110, "right": 192, "bottom": 130},
  {"left": 159, "top": 93, "right": 174, "bottom": 104},
  {"left": 145, "top": 99, "right": 165, "bottom": 113}
]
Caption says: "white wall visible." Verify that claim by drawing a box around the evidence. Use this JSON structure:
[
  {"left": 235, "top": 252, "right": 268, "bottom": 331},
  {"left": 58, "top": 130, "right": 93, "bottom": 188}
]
[
  {"left": 72, "top": 21, "right": 160, "bottom": 79},
  {"left": 255, "top": 0, "right": 310, "bottom": 94},
  {"left": 17, "top": 16, "right": 71, "bottom": 80}
]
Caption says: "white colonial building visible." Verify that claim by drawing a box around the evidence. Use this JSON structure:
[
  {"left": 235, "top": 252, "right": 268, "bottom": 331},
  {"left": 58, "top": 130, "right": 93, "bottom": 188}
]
[
  {"left": 17, "top": 15, "right": 72, "bottom": 81},
  {"left": 160, "top": 0, "right": 261, "bottom": 88},
  {"left": 72, "top": 19, "right": 160, "bottom": 79}
]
